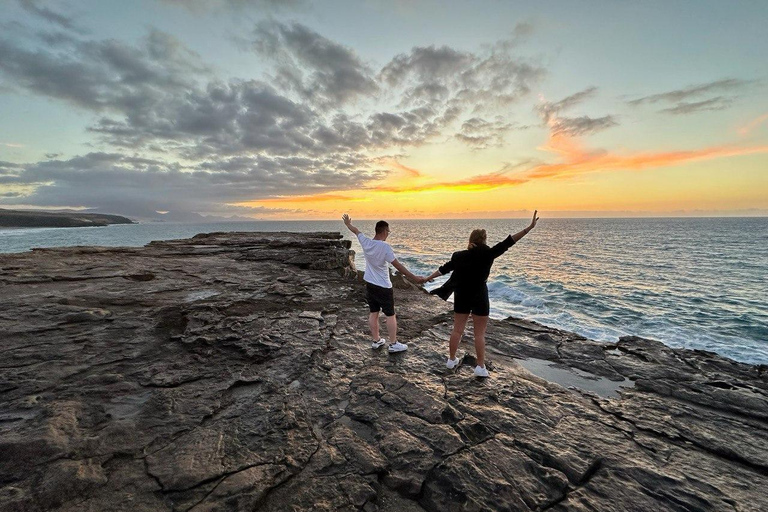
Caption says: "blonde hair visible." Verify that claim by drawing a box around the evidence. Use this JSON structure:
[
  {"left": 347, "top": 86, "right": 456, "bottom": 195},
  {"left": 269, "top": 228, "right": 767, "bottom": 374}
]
[{"left": 468, "top": 229, "right": 487, "bottom": 249}]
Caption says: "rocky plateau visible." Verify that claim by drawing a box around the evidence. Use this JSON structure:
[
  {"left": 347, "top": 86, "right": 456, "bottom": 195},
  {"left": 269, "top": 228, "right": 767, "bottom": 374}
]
[{"left": 1, "top": 232, "right": 766, "bottom": 511}]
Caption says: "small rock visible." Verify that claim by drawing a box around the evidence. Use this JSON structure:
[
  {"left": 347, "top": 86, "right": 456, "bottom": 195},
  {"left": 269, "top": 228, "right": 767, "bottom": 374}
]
[
  {"left": 299, "top": 310, "right": 324, "bottom": 321},
  {"left": 61, "top": 309, "right": 111, "bottom": 323}
]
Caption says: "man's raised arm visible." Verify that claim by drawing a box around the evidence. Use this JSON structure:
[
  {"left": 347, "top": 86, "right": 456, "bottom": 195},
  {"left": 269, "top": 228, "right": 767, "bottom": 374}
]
[{"left": 342, "top": 213, "right": 361, "bottom": 236}]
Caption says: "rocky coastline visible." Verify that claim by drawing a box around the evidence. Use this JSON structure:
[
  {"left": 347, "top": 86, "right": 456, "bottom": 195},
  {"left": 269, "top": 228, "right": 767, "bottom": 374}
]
[
  {"left": 0, "top": 208, "right": 134, "bottom": 228},
  {"left": 1, "top": 232, "right": 766, "bottom": 511}
]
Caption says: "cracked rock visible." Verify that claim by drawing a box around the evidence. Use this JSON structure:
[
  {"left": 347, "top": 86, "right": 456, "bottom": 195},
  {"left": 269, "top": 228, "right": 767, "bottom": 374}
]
[{"left": 1, "top": 231, "right": 766, "bottom": 511}]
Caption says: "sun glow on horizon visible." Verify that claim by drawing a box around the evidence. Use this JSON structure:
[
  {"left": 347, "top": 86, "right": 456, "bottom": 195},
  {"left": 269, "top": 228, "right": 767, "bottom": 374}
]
[{"left": 239, "top": 122, "right": 768, "bottom": 219}]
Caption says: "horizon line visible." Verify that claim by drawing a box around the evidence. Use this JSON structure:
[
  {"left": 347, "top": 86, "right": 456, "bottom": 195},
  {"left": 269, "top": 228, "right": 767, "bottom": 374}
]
[{"left": 135, "top": 214, "right": 768, "bottom": 222}]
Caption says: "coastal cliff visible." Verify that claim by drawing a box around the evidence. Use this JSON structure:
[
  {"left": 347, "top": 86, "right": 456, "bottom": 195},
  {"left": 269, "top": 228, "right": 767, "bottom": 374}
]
[
  {"left": 1, "top": 232, "right": 766, "bottom": 511},
  {"left": 0, "top": 209, "right": 134, "bottom": 228}
]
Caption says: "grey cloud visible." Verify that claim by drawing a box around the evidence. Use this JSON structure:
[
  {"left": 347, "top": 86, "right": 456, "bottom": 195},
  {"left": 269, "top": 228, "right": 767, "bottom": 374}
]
[
  {"left": 18, "top": 0, "right": 82, "bottom": 33},
  {"left": 367, "top": 38, "right": 545, "bottom": 151},
  {"left": 159, "top": 0, "right": 304, "bottom": 11},
  {"left": 511, "top": 22, "right": 534, "bottom": 39},
  {"left": 367, "top": 110, "right": 431, "bottom": 147},
  {"left": 381, "top": 41, "right": 545, "bottom": 128},
  {"left": 2, "top": 152, "right": 384, "bottom": 217},
  {"left": 383, "top": 42, "right": 545, "bottom": 106},
  {"left": 363, "top": 103, "right": 463, "bottom": 148},
  {"left": 310, "top": 114, "right": 370, "bottom": 150},
  {"left": 309, "top": 109, "right": 442, "bottom": 151},
  {"left": 536, "top": 87, "right": 618, "bottom": 136},
  {"left": 0, "top": 161, "right": 22, "bottom": 170},
  {"left": 550, "top": 115, "right": 617, "bottom": 136},
  {"left": 628, "top": 78, "right": 748, "bottom": 105},
  {"left": 485, "top": 22, "right": 535, "bottom": 54},
  {"left": 88, "top": 80, "right": 319, "bottom": 156},
  {"left": 90, "top": 74, "right": 460, "bottom": 157},
  {"left": 402, "top": 82, "right": 450, "bottom": 104},
  {"left": 658, "top": 96, "right": 732, "bottom": 115},
  {"left": 537, "top": 86, "right": 597, "bottom": 123},
  {"left": 3, "top": 20, "right": 544, "bottom": 158},
  {"left": 627, "top": 78, "right": 751, "bottom": 115},
  {"left": 1, "top": 20, "right": 554, "bottom": 213},
  {"left": 251, "top": 21, "right": 378, "bottom": 108},
  {"left": 380, "top": 46, "right": 473, "bottom": 87},
  {"left": 0, "top": 28, "right": 208, "bottom": 111},
  {"left": 455, "top": 117, "right": 515, "bottom": 150}
]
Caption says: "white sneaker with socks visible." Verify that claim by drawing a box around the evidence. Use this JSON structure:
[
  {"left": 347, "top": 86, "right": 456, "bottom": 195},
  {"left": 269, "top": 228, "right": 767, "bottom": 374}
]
[
  {"left": 474, "top": 365, "right": 489, "bottom": 378},
  {"left": 388, "top": 341, "right": 408, "bottom": 353},
  {"left": 371, "top": 339, "right": 387, "bottom": 349}
]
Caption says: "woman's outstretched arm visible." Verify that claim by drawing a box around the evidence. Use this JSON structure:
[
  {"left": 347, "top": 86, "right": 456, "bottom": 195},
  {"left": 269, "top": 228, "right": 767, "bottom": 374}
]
[
  {"left": 489, "top": 210, "right": 540, "bottom": 258},
  {"left": 511, "top": 209, "right": 539, "bottom": 242},
  {"left": 424, "top": 258, "right": 454, "bottom": 282}
]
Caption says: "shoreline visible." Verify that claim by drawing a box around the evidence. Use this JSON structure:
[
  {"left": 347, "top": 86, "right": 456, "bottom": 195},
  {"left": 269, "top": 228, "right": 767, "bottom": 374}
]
[{"left": 2, "top": 221, "right": 765, "bottom": 366}]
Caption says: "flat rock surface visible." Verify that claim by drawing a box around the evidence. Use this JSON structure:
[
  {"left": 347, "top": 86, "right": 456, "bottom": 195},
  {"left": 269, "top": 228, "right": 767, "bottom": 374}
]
[{"left": 1, "top": 232, "right": 766, "bottom": 511}]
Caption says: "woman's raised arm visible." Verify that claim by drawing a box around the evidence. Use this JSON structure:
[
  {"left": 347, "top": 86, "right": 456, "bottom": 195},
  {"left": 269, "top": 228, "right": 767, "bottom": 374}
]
[{"left": 511, "top": 209, "right": 539, "bottom": 242}]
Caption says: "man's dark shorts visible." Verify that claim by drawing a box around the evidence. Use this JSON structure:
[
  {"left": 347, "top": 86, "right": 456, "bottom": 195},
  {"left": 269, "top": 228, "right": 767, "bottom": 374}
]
[
  {"left": 454, "top": 286, "right": 490, "bottom": 316},
  {"left": 366, "top": 282, "right": 395, "bottom": 316}
]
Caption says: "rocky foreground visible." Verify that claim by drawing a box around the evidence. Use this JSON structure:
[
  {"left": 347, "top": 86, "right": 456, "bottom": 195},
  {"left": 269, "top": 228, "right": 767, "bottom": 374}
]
[{"left": 1, "top": 232, "right": 766, "bottom": 512}]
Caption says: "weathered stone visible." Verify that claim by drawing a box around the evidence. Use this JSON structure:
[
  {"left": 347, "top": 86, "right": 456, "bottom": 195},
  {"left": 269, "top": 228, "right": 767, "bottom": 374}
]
[{"left": 1, "top": 231, "right": 766, "bottom": 511}]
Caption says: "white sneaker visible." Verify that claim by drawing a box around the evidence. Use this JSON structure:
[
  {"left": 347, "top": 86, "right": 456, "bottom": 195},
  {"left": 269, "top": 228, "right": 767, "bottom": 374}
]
[
  {"left": 388, "top": 342, "right": 408, "bottom": 353},
  {"left": 371, "top": 339, "right": 387, "bottom": 349},
  {"left": 446, "top": 357, "right": 460, "bottom": 369},
  {"left": 474, "top": 365, "right": 489, "bottom": 378}
]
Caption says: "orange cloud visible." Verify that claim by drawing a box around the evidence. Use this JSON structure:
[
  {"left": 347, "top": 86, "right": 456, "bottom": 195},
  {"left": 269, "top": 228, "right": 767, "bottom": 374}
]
[
  {"left": 378, "top": 158, "right": 423, "bottom": 178},
  {"left": 377, "top": 132, "right": 768, "bottom": 193},
  {"left": 243, "top": 170, "right": 525, "bottom": 206},
  {"left": 374, "top": 171, "right": 527, "bottom": 194},
  {"left": 245, "top": 119, "right": 768, "bottom": 209},
  {"left": 247, "top": 193, "right": 357, "bottom": 204},
  {"left": 738, "top": 113, "right": 768, "bottom": 135},
  {"left": 526, "top": 131, "right": 768, "bottom": 181}
]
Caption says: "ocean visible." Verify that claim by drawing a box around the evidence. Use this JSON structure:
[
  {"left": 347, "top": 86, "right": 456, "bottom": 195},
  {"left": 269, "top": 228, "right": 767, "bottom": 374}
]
[{"left": 1, "top": 217, "right": 766, "bottom": 365}]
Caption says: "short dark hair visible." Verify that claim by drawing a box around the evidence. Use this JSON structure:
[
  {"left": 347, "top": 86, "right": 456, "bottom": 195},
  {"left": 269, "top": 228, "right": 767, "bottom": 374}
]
[{"left": 375, "top": 220, "right": 389, "bottom": 235}]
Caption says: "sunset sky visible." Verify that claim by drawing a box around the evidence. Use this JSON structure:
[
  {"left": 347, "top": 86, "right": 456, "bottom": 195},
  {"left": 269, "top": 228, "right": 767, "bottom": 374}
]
[{"left": 1, "top": 0, "right": 767, "bottom": 219}]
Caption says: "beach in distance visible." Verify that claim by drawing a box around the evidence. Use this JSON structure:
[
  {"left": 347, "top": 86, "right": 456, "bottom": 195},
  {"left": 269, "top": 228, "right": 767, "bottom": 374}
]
[{"left": 3, "top": 216, "right": 766, "bottom": 365}]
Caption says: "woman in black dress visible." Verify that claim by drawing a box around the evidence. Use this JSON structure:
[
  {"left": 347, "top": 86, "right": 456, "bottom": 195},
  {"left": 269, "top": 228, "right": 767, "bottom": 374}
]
[{"left": 424, "top": 211, "right": 539, "bottom": 377}]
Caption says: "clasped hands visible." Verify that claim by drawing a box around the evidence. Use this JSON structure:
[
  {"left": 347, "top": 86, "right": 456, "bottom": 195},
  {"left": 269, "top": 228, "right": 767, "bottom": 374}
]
[{"left": 411, "top": 275, "right": 434, "bottom": 285}]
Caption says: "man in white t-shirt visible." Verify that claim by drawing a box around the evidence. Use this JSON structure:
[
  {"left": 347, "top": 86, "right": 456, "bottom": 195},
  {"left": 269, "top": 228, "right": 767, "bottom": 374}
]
[{"left": 342, "top": 214, "right": 424, "bottom": 352}]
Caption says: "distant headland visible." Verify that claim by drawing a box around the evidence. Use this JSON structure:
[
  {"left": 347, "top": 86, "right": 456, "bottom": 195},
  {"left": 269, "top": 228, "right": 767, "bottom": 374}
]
[{"left": 0, "top": 208, "right": 134, "bottom": 228}]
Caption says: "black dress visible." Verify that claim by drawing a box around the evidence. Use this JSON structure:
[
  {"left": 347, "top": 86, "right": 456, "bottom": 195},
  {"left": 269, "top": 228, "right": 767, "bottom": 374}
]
[{"left": 430, "top": 236, "right": 515, "bottom": 316}]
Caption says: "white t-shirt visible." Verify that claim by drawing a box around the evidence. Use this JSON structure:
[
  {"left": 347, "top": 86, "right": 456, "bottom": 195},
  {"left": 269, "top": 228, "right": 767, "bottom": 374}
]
[{"left": 357, "top": 232, "right": 395, "bottom": 288}]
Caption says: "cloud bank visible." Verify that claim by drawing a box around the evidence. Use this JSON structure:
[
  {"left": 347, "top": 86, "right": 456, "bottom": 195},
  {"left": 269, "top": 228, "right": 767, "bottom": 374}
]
[
  {"left": 0, "top": 16, "right": 550, "bottom": 216},
  {"left": 0, "top": 9, "right": 760, "bottom": 218}
]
